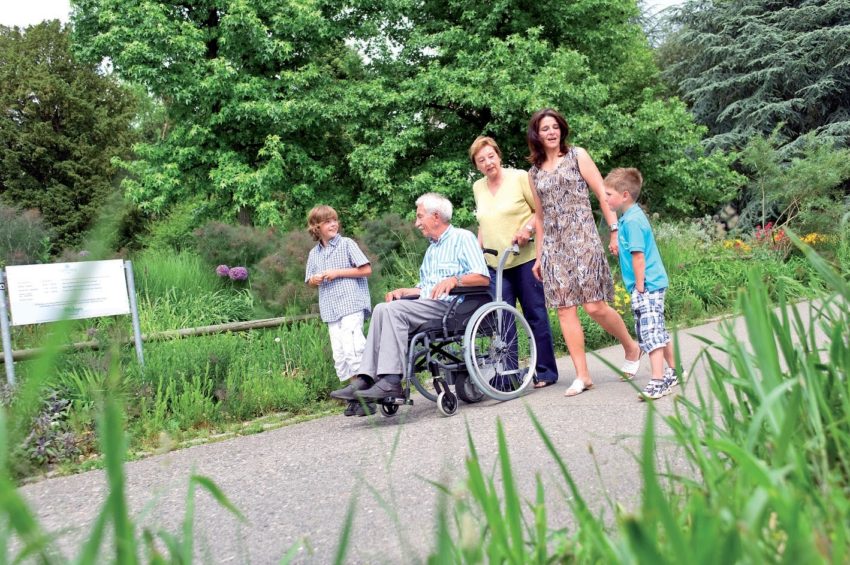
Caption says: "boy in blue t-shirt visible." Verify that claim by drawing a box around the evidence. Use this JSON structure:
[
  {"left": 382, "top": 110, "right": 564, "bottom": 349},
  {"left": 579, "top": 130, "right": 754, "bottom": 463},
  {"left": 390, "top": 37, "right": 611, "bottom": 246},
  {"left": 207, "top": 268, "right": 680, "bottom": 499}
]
[{"left": 604, "top": 168, "right": 679, "bottom": 400}]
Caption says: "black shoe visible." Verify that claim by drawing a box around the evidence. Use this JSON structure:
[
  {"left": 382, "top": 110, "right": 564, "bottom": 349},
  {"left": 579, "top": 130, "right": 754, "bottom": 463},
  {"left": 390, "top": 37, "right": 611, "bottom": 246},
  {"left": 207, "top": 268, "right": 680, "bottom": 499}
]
[
  {"left": 343, "top": 401, "right": 357, "bottom": 416},
  {"left": 354, "top": 402, "right": 376, "bottom": 416},
  {"left": 330, "top": 376, "right": 373, "bottom": 401},
  {"left": 356, "top": 377, "right": 404, "bottom": 400}
]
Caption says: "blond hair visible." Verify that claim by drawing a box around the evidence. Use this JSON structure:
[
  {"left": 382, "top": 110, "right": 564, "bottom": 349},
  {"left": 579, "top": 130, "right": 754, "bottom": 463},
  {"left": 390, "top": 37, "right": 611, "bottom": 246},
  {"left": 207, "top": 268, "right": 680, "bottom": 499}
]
[
  {"left": 306, "top": 205, "right": 339, "bottom": 241},
  {"left": 468, "top": 136, "right": 502, "bottom": 164},
  {"left": 604, "top": 167, "right": 644, "bottom": 201}
]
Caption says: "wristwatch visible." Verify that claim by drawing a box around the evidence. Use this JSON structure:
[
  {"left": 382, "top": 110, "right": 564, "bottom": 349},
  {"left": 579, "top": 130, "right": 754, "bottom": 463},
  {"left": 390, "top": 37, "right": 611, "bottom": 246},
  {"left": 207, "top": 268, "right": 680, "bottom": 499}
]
[
  {"left": 609, "top": 223, "right": 618, "bottom": 232},
  {"left": 455, "top": 275, "right": 462, "bottom": 287}
]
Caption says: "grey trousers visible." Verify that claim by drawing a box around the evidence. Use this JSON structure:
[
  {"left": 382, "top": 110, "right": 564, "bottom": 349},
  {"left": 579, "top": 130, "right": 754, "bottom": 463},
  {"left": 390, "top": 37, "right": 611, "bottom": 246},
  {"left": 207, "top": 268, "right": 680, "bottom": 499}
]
[{"left": 359, "top": 298, "right": 451, "bottom": 377}]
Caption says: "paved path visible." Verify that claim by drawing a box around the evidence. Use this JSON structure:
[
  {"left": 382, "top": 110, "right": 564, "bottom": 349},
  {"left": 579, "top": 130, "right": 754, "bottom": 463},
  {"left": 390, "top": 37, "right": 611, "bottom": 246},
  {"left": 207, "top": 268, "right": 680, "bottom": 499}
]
[{"left": 19, "top": 313, "right": 752, "bottom": 563}]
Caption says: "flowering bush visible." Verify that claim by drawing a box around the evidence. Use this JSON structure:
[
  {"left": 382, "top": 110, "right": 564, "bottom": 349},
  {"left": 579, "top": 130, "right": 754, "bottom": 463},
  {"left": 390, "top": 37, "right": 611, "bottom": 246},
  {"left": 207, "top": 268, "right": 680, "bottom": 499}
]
[
  {"left": 229, "top": 266, "right": 248, "bottom": 281},
  {"left": 754, "top": 222, "right": 790, "bottom": 253},
  {"left": 801, "top": 232, "right": 829, "bottom": 246},
  {"left": 612, "top": 282, "right": 631, "bottom": 316},
  {"left": 215, "top": 264, "right": 230, "bottom": 277},
  {"left": 723, "top": 239, "right": 752, "bottom": 253}
]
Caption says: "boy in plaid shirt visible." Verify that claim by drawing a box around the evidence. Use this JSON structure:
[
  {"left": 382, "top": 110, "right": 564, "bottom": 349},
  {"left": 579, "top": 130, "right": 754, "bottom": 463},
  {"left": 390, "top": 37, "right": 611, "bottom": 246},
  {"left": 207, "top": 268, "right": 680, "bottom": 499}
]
[
  {"left": 305, "top": 205, "right": 373, "bottom": 416},
  {"left": 603, "top": 168, "right": 680, "bottom": 400}
]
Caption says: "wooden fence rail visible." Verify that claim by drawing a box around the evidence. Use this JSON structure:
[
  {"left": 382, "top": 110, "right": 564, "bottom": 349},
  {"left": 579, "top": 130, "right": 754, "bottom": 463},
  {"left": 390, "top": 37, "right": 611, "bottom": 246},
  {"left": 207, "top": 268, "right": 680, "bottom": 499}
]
[{"left": 1, "top": 314, "right": 321, "bottom": 363}]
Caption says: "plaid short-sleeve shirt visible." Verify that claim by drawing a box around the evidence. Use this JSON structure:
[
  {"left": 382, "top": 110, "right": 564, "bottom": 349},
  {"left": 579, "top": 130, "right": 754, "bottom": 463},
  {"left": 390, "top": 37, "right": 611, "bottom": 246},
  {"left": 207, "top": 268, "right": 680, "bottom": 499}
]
[
  {"left": 417, "top": 226, "right": 489, "bottom": 300},
  {"left": 305, "top": 235, "right": 371, "bottom": 323}
]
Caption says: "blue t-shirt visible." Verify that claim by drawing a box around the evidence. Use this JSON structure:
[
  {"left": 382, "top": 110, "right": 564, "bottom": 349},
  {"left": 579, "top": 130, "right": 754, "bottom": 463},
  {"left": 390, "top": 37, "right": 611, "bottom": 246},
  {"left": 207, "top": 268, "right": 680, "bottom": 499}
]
[{"left": 617, "top": 205, "right": 668, "bottom": 293}]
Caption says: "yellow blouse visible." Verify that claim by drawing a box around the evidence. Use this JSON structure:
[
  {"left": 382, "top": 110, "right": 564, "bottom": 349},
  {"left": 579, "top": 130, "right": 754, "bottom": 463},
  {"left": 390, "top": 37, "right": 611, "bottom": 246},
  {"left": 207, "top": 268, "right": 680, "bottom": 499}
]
[{"left": 473, "top": 168, "right": 537, "bottom": 270}]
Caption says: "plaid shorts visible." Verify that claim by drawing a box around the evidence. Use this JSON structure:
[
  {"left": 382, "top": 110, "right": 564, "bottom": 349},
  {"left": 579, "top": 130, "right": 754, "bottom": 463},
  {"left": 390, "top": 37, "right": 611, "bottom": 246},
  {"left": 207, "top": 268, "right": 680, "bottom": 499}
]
[{"left": 631, "top": 288, "right": 670, "bottom": 354}]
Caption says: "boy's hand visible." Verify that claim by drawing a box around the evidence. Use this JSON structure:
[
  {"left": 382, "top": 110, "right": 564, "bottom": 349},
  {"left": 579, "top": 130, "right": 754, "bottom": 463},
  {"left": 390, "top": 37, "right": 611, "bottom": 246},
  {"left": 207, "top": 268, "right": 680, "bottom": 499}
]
[
  {"left": 309, "top": 273, "right": 324, "bottom": 285},
  {"left": 323, "top": 270, "right": 337, "bottom": 282},
  {"left": 608, "top": 233, "right": 618, "bottom": 255},
  {"left": 532, "top": 260, "right": 542, "bottom": 282}
]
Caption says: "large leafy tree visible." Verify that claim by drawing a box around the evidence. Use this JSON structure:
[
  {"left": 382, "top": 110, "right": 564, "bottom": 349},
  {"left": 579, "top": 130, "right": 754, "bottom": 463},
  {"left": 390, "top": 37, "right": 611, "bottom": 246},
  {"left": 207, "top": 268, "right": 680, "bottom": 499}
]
[
  {"left": 73, "top": 0, "right": 741, "bottom": 226},
  {"left": 0, "top": 21, "right": 137, "bottom": 248},
  {"left": 72, "top": 0, "right": 382, "bottom": 227},
  {"left": 347, "top": 0, "right": 742, "bottom": 220},
  {"left": 659, "top": 0, "right": 850, "bottom": 152}
]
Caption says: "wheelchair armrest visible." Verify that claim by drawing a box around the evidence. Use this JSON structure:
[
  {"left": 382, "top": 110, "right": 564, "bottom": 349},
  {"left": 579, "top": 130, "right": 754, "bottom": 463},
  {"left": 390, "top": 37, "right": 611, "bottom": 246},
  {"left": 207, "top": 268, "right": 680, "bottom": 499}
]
[{"left": 448, "top": 285, "right": 490, "bottom": 296}]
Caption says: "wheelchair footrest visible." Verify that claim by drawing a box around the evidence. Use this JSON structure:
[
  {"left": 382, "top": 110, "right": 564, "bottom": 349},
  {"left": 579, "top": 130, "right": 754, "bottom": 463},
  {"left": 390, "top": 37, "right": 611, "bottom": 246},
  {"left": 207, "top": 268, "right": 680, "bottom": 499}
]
[{"left": 379, "top": 397, "right": 412, "bottom": 406}]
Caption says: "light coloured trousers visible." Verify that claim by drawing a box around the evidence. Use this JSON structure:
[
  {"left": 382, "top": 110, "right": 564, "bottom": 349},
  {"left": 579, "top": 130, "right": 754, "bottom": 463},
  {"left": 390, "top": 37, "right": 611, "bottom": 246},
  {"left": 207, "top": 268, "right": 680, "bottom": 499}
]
[
  {"left": 358, "top": 298, "right": 451, "bottom": 377},
  {"left": 327, "top": 311, "right": 366, "bottom": 381}
]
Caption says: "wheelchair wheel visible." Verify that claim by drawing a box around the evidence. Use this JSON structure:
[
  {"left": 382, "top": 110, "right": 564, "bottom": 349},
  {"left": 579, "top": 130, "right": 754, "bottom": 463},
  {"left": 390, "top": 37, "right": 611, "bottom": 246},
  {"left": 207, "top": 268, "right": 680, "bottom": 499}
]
[
  {"left": 463, "top": 302, "right": 537, "bottom": 401},
  {"left": 455, "top": 372, "right": 485, "bottom": 404},
  {"left": 380, "top": 403, "right": 399, "bottom": 418},
  {"left": 436, "top": 391, "right": 458, "bottom": 417}
]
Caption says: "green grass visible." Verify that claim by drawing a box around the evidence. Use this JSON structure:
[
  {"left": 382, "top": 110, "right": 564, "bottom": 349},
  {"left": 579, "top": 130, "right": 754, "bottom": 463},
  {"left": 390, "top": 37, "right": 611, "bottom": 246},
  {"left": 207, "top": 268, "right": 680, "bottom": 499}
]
[{"left": 416, "top": 231, "right": 850, "bottom": 562}]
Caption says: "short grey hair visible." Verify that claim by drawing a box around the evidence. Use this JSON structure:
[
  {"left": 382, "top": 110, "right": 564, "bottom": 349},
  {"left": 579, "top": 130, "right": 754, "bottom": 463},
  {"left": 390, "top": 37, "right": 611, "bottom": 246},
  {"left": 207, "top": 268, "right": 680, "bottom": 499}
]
[{"left": 415, "top": 192, "right": 453, "bottom": 223}]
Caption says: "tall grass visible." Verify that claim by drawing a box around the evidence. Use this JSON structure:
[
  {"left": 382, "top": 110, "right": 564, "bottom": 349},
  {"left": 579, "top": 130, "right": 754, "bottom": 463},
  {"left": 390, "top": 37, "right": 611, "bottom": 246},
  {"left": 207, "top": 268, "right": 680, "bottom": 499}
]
[{"left": 421, "top": 233, "right": 849, "bottom": 561}]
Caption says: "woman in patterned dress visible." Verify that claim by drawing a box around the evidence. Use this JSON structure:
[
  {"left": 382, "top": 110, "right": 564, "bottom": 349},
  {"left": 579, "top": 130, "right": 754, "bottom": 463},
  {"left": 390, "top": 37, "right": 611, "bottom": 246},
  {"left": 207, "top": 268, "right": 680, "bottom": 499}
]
[{"left": 526, "top": 108, "right": 641, "bottom": 397}]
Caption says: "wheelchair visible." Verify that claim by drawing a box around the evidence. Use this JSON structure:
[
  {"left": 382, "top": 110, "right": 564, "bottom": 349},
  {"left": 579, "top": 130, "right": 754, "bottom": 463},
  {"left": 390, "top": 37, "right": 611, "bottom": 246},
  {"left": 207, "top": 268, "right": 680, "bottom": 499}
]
[{"left": 377, "top": 244, "right": 538, "bottom": 417}]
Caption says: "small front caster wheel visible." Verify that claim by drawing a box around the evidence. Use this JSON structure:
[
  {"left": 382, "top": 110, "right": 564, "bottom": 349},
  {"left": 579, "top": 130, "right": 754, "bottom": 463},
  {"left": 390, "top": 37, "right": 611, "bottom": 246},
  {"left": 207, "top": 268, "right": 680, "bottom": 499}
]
[{"left": 436, "top": 391, "right": 458, "bottom": 417}]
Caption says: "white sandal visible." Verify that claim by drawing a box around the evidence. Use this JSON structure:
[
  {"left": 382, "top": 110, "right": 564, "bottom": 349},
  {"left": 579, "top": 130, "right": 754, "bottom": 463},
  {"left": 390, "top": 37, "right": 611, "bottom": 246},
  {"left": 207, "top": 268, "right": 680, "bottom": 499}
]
[
  {"left": 564, "top": 379, "right": 592, "bottom": 397},
  {"left": 620, "top": 354, "right": 643, "bottom": 380}
]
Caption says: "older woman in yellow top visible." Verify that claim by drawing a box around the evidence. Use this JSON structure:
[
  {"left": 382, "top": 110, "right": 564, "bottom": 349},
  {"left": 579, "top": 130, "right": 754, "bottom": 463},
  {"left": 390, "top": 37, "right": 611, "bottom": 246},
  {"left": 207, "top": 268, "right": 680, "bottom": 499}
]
[{"left": 469, "top": 136, "right": 559, "bottom": 388}]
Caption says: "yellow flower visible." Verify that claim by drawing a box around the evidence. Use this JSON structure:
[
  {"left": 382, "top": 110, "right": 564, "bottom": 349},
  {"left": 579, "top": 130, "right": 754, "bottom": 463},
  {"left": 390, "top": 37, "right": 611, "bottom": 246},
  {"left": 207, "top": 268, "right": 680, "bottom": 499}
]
[{"left": 801, "top": 233, "right": 828, "bottom": 246}]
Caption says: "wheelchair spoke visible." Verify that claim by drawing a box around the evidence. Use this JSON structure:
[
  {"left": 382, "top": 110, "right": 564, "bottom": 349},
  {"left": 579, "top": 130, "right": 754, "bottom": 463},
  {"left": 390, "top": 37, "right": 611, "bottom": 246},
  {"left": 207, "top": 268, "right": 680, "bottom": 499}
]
[{"left": 464, "top": 303, "right": 537, "bottom": 401}]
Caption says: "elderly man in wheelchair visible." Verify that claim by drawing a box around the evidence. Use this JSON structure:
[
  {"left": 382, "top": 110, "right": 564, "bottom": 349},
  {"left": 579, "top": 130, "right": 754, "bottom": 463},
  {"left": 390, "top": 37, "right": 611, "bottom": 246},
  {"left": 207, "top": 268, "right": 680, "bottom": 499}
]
[{"left": 329, "top": 192, "right": 490, "bottom": 412}]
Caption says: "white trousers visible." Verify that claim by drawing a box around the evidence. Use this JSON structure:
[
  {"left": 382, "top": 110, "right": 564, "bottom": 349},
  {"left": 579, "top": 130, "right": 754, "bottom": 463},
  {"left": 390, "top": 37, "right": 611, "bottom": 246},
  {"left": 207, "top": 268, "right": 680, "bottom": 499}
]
[{"left": 327, "top": 311, "right": 366, "bottom": 381}]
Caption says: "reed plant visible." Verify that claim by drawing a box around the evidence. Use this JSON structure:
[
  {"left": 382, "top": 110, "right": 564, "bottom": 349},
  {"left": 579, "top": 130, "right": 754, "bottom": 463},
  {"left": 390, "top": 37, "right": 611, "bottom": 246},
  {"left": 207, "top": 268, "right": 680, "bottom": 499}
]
[{"left": 422, "top": 232, "right": 849, "bottom": 562}]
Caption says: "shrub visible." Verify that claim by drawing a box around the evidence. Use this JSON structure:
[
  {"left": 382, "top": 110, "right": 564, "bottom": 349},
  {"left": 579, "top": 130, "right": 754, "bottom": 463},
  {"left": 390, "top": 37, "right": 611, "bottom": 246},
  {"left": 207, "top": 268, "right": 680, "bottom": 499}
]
[
  {"left": 251, "top": 228, "right": 322, "bottom": 315},
  {"left": 359, "top": 213, "right": 428, "bottom": 280},
  {"left": 193, "top": 221, "right": 280, "bottom": 268},
  {"left": 138, "top": 198, "right": 205, "bottom": 252},
  {"left": 0, "top": 204, "right": 51, "bottom": 267}
]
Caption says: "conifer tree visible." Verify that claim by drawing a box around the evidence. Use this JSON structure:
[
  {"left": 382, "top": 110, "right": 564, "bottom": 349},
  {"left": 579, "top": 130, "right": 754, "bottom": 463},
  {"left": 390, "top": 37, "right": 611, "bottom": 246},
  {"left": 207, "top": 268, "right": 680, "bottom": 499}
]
[
  {"left": 660, "top": 0, "right": 850, "bottom": 152},
  {"left": 0, "top": 21, "right": 137, "bottom": 248}
]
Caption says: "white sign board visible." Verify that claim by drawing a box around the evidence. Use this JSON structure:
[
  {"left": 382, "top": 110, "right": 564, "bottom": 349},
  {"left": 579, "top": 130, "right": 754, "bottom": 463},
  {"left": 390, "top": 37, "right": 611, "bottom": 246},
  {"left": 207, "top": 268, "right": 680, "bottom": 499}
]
[{"left": 5, "top": 260, "right": 130, "bottom": 326}]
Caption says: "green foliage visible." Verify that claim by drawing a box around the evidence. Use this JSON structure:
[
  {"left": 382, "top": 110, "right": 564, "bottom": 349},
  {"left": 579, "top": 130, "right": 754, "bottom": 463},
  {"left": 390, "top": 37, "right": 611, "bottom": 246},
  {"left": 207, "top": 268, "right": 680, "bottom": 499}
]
[
  {"left": 137, "top": 198, "right": 205, "bottom": 252},
  {"left": 0, "top": 21, "right": 138, "bottom": 249},
  {"left": 72, "top": 0, "right": 378, "bottom": 227},
  {"left": 0, "top": 204, "right": 51, "bottom": 267},
  {"left": 660, "top": 0, "right": 850, "bottom": 152},
  {"left": 740, "top": 132, "right": 850, "bottom": 234},
  {"left": 345, "top": 0, "right": 741, "bottom": 219},
  {"left": 71, "top": 0, "right": 740, "bottom": 225},
  {"left": 429, "top": 238, "right": 850, "bottom": 561}
]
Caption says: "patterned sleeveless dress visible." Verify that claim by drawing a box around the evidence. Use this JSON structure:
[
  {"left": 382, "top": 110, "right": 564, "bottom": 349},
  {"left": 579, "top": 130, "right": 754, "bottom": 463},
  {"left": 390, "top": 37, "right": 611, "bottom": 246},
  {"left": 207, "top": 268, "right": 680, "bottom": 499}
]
[{"left": 529, "top": 147, "right": 614, "bottom": 308}]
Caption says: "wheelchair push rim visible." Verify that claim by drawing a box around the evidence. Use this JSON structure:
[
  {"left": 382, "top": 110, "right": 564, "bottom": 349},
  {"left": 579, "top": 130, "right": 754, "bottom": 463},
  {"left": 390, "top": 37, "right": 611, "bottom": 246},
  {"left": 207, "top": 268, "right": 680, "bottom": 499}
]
[{"left": 463, "top": 302, "right": 537, "bottom": 401}]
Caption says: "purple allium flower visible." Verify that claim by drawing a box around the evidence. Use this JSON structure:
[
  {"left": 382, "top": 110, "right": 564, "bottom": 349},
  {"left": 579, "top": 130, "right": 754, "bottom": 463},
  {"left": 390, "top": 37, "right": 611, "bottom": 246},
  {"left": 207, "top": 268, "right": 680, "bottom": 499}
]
[
  {"left": 229, "top": 266, "right": 248, "bottom": 281},
  {"left": 216, "top": 264, "right": 230, "bottom": 277},
  {"left": 78, "top": 250, "right": 90, "bottom": 257}
]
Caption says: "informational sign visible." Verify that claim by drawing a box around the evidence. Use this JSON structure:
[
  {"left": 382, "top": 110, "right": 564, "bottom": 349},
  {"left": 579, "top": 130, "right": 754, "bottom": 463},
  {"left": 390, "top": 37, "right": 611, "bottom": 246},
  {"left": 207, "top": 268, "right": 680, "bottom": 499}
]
[{"left": 5, "top": 260, "right": 131, "bottom": 326}]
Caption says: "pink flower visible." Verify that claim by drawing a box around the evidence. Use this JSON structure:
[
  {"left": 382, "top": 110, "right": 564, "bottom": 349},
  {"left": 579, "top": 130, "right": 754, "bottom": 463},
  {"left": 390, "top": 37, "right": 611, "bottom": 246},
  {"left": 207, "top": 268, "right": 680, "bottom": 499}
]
[
  {"left": 216, "top": 265, "right": 230, "bottom": 277},
  {"left": 229, "top": 266, "right": 248, "bottom": 281}
]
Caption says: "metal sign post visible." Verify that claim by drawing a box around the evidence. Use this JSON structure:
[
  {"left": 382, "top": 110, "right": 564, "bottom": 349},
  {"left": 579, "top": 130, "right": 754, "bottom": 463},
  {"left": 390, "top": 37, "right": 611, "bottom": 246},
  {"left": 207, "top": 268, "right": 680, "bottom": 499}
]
[
  {"left": 124, "top": 260, "right": 145, "bottom": 367},
  {"left": 0, "top": 272, "right": 15, "bottom": 385}
]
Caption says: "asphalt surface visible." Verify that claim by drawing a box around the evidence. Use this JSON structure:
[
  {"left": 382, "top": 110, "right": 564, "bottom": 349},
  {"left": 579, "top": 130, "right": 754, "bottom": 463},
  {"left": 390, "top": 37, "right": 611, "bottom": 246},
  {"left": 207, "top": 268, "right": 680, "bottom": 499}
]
[{"left": 18, "top": 312, "right": 758, "bottom": 563}]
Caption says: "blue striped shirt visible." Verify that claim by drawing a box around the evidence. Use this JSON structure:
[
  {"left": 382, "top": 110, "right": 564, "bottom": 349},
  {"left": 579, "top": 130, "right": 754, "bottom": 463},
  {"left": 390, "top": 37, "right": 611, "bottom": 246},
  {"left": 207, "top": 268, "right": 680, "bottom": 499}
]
[
  {"left": 305, "top": 235, "right": 372, "bottom": 322},
  {"left": 417, "top": 226, "right": 489, "bottom": 300}
]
